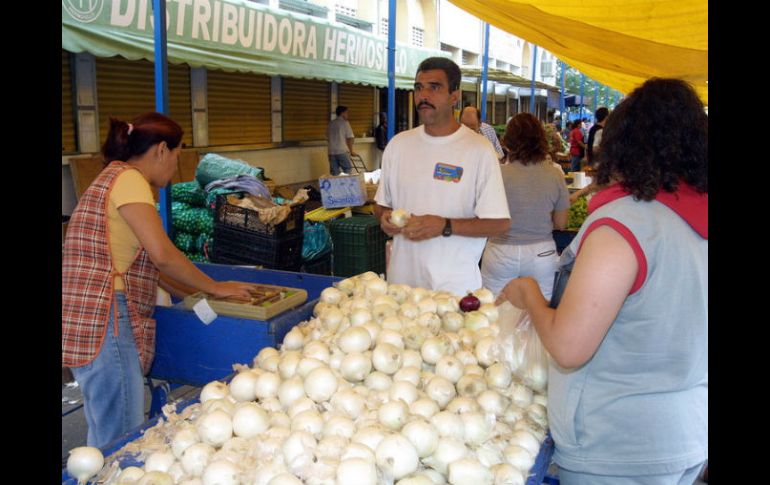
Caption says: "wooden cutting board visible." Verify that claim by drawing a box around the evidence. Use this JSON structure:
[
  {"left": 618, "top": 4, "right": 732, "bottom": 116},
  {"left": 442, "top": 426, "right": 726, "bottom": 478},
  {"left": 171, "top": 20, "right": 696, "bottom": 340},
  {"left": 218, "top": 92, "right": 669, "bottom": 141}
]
[{"left": 182, "top": 283, "right": 308, "bottom": 320}]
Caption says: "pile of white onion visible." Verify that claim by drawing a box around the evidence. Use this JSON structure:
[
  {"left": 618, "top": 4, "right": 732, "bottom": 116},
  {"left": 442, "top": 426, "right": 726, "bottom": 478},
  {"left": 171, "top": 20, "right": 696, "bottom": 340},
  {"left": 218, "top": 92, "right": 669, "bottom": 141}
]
[{"left": 96, "top": 272, "right": 549, "bottom": 485}]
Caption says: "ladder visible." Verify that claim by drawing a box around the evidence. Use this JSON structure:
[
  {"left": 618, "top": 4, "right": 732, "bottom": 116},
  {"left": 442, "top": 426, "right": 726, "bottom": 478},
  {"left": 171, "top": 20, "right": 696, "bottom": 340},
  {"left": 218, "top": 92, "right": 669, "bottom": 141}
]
[{"left": 348, "top": 154, "right": 367, "bottom": 174}]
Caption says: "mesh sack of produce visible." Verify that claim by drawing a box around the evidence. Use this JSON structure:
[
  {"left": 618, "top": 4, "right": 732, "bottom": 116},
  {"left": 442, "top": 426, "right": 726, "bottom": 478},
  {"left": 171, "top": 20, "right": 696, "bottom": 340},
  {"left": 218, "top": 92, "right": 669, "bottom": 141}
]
[
  {"left": 301, "top": 220, "right": 332, "bottom": 261},
  {"left": 184, "top": 251, "right": 208, "bottom": 263},
  {"left": 196, "top": 232, "right": 214, "bottom": 255},
  {"left": 195, "top": 153, "right": 264, "bottom": 188},
  {"left": 171, "top": 203, "right": 214, "bottom": 235},
  {"left": 171, "top": 181, "right": 207, "bottom": 207},
  {"left": 173, "top": 231, "right": 196, "bottom": 252}
]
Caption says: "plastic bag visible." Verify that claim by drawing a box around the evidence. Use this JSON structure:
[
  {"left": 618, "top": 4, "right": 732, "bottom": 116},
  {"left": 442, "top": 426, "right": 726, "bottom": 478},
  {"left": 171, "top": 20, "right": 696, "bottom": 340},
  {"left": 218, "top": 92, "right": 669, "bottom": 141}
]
[
  {"left": 491, "top": 301, "right": 549, "bottom": 393},
  {"left": 195, "top": 153, "right": 263, "bottom": 187},
  {"left": 302, "top": 221, "right": 332, "bottom": 261}
]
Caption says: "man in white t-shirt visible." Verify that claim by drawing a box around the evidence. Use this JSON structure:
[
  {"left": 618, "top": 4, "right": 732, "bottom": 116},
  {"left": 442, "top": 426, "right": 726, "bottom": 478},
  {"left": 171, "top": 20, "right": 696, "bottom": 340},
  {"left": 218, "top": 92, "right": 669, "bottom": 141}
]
[
  {"left": 326, "top": 105, "right": 358, "bottom": 175},
  {"left": 374, "top": 57, "right": 511, "bottom": 296}
]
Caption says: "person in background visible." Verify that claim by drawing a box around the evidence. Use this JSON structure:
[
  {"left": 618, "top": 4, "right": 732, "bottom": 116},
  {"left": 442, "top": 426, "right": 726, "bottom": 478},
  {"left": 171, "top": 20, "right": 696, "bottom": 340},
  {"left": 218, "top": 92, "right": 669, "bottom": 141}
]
[
  {"left": 568, "top": 119, "right": 586, "bottom": 172},
  {"left": 62, "top": 112, "right": 253, "bottom": 448},
  {"left": 326, "top": 105, "right": 358, "bottom": 175},
  {"left": 373, "top": 111, "right": 388, "bottom": 170},
  {"left": 481, "top": 113, "right": 569, "bottom": 298},
  {"left": 460, "top": 105, "right": 505, "bottom": 160},
  {"left": 497, "top": 78, "right": 708, "bottom": 485},
  {"left": 586, "top": 107, "right": 609, "bottom": 167},
  {"left": 374, "top": 57, "right": 511, "bottom": 295}
]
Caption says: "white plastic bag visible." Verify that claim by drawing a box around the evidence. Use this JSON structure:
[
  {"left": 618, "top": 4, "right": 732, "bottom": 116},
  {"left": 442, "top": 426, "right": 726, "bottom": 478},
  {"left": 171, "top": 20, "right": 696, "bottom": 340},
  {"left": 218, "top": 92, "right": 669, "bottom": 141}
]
[{"left": 491, "top": 302, "right": 549, "bottom": 392}]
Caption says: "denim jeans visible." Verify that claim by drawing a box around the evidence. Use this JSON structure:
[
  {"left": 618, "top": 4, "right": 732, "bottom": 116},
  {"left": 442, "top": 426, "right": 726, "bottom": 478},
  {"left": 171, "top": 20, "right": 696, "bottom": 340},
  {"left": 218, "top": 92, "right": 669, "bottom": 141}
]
[
  {"left": 71, "top": 293, "right": 145, "bottom": 449},
  {"left": 329, "top": 153, "right": 352, "bottom": 175},
  {"left": 570, "top": 155, "right": 583, "bottom": 172}
]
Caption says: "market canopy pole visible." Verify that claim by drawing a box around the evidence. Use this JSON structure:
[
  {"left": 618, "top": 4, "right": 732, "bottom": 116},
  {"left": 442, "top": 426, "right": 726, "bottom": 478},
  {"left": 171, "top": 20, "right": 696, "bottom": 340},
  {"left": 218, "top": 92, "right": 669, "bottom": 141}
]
[
  {"left": 579, "top": 73, "right": 585, "bottom": 121},
  {"left": 592, "top": 80, "right": 598, "bottom": 114},
  {"left": 480, "top": 22, "right": 490, "bottom": 121},
  {"left": 153, "top": 0, "right": 172, "bottom": 235},
  {"left": 559, "top": 60, "right": 565, "bottom": 126},
  {"left": 387, "top": 0, "right": 396, "bottom": 141},
  {"left": 529, "top": 44, "right": 537, "bottom": 113}
]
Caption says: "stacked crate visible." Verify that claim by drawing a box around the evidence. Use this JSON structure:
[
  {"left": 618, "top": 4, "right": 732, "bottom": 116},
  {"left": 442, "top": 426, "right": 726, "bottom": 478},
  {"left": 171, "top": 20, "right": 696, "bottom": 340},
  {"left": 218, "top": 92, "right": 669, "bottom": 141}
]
[{"left": 328, "top": 216, "right": 387, "bottom": 277}]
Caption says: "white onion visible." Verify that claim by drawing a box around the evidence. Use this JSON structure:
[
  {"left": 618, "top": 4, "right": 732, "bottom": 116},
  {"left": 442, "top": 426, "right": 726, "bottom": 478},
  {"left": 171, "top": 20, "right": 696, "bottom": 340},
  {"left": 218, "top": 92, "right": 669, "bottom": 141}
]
[
  {"left": 339, "top": 352, "right": 372, "bottom": 382},
  {"left": 255, "top": 347, "right": 280, "bottom": 369},
  {"left": 364, "top": 371, "right": 392, "bottom": 391},
  {"left": 261, "top": 354, "right": 281, "bottom": 373},
  {"left": 509, "top": 429, "right": 541, "bottom": 457},
  {"left": 378, "top": 399, "right": 409, "bottom": 430},
  {"left": 463, "top": 364, "right": 485, "bottom": 377},
  {"left": 477, "top": 303, "right": 499, "bottom": 323},
  {"left": 388, "top": 284, "right": 410, "bottom": 303},
  {"left": 477, "top": 390, "right": 508, "bottom": 416},
  {"left": 373, "top": 303, "right": 398, "bottom": 322},
  {"left": 445, "top": 396, "right": 480, "bottom": 414},
  {"left": 435, "top": 356, "right": 463, "bottom": 383},
  {"left": 303, "top": 341, "right": 330, "bottom": 363},
  {"left": 399, "top": 302, "right": 420, "bottom": 319},
  {"left": 287, "top": 397, "right": 316, "bottom": 418},
  {"left": 291, "top": 409, "right": 324, "bottom": 438},
  {"left": 196, "top": 409, "right": 233, "bottom": 447},
  {"left": 347, "top": 308, "right": 372, "bottom": 327},
  {"left": 424, "top": 376, "right": 456, "bottom": 409},
  {"left": 320, "top": 287, "right": 344, "bottom": 305},
  {"left": 351, "top": 425, "right": 387, "bottom": 452},
  {"left": 136, "top": 471, "right": 174, "bottom": 485},
  {"left": 485, "top": 363, "right": 513, "bottom": 389},
  {"left": 425, "top": 437, "right": 468, "bottom": 475},
  {"left": 201, "top": 397, "right": 235, "bottom": 415},
  {"left": 372, "top": 343, "right": 403, "bottom": 374},
  {"left": 473, "top": 288, "right": 495, "bottom": 305},
  {"left": 410, "top": 398, "right": 440, "bottom": 420},
  {"left": 337, "top": 457, "right": 378, "bottom": 485},
  {"left": 380, "top": 315, "right": 404, "bottom": 332},
  {"left": 282, "top": 430, "right": 317, "bottom": 472},
  {"left": 269, "top": 412, "right": 291, "bottom": 429},
  {"left": 228, "top": 370, "right": 258, "bottom": 402},
  {"left": 455, "top": 350, "right": 478, "bottom": 366},
  {"left": 278, "top": 351, "right": 302, "bottom": 379},
  {"left": 532, "top": 393, "right": 547, "bottom": 407},
  {"left": 320, "top": 307, "right": 345, "bottom": 333},
  {"left": 430, "top": 411, "right": 464, "bottom": 440},
  {"left": 282, "top": 327, "right": 305, "bottom": 350},
  {"left": 474, "top": 337, "right": 496, "bottom": 367},
  {"left": 389, "top": 380, "right": 419, "bottom": 404},
  {"left": 181, "top": 442, "right": 215, "bottom": 477},
  {"left": 457, "top": 374, "right": 488, "bottom": 398},
  {"left": 458, "top": 329, "right": 478, "bottom": 349},
  {"left": 442, "top": 311, "right": 465, "bottom": 333},
  {"left": 403, "top": 325, "right": 431, "bottom": 350},
  {"left": 324, "top": 415, "right": 357, "bottom": 439},
  {"left": 416, "top": 298, "right": 438, "bottom": 315},
  {"left": 376, "top": 434, "right": 420, "bottom": 480},
  {"left": 330, "top": 389, "right": 366, "bottom": 419},
  {"left": 461, "top": 412, "right": 493, "bottom": 445},
  {"left": 510, "top": 384, "right": 534, "bottom": 408},
  {"left": 447, "top": 458, "right": 493, "bottom": 485},
  {"left": 503, "top": 444, "right": 534, "bottom": 472},
  {"left": 522, "top": 363, "right": 549, "bottom": 393},
  {"left": 171, "top": 427, "right": 200, "bottom": 459},
  {"left": 231, "top": 402, "right": 269, "bottom": 438},
  {"left": 278, "top": 376, "right": 306, "bottom": 408},
  {"left": 67, "top": 446, "right": 104, "bottom": 484},
  {"left": 401, "top": 419, "right": 440, "bottom": 458},
  {"left": 252, "top": 371, "right": 281, "bottom": 400},
  {"left": 420, "top": 335, "right": 450, "bottom": 364},
  {"left": 341, "top": 442, "right": 376, "bottom": 462},
  {"left": 268, "top": 473, "right": 302, "bottom": 485},
  {"left": 200, "top": 381, "right": 229, "bottom": 403},
  {"left": 401, "top": 350, "right": 424, "bottom": 369},
  {"left": 390, "top": 208, "right": 410, "bottom": 227},
  {"left": 260, "top": 397, "right": 283, "bottom": 413},
  {"left": 475, "top": 441, "right": 504, "bottom": 468},
  {"left": 393, "top": 366, "right": 421, "bottom": 387},
  {"left": 338, "top": 326, "right": 372, "bottom": 354},
  {"left": 116, "top": 466, "right": 145, "bottom": 484},
  {"left": 337, "top": 278, "right": 357, "bottom": 296},
  {"left": 492, "top": 463, "right": 526, "bottom": 485},
  {"left": 313, "top": 301, "right": 332, "bottom": 317},
  {"left": 435, "top": 298, "right": 458, "bottom": 316},
  {"left": 365, "top": 279, "right": 389, "bottom": 300},
  {"left": 144, "top": 450, "right": 175, "bottom": 473},
  {"left": 296, "top": 357, "right": 326, "bottom": 379},
  {"left": 376, "top": 329, "right": 406, "bottom": 350},
  {"left": 304, "top": 367, "right": 338, "bottom": 402}
]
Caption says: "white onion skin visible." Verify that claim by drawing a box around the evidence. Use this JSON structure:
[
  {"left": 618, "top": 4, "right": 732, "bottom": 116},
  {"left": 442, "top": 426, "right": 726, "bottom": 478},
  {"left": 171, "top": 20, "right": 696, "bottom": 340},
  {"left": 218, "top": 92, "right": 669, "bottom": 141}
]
[
  {"left": 67, "top": 446, "right": 104, "bottom": 484},
  {"left": 376, "top": 434, "right": 420, "bottom": 480}
]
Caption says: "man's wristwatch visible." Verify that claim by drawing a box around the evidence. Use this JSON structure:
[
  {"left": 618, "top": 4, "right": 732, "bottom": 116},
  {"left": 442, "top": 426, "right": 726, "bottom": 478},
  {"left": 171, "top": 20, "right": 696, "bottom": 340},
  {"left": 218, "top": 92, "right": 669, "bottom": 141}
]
[{"left": 442, "top": 218, "right": 452, "bottom": 237}]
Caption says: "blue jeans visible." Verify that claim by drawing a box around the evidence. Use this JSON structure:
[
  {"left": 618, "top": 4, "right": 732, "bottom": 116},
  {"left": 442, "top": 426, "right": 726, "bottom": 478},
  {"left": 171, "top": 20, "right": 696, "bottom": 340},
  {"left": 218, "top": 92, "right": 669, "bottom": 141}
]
[
  {"left": 71, "top": 293, "right": 145, "bottom": 449},
  {"left": 570, "top": 155, "right": 583, "bottom": 172},
  {"left": 329, "top": 153, "right": 352, "bottom": 175}
]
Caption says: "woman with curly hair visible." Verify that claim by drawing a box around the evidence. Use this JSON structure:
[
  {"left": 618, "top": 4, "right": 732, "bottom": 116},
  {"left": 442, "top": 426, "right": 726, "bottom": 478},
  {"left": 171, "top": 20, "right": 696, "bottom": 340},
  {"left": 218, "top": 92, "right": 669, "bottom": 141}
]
[
  {"left": 497, "top": 78, "right": 708, "bottom": 484},
  {"left": 480, "top": 112, "right": 570, "bottom": 298}
]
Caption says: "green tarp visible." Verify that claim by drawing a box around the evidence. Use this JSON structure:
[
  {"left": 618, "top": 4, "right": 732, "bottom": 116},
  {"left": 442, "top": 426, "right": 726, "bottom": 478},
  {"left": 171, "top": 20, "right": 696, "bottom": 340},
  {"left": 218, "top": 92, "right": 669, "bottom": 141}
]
[{"left": 62, "top": 0, "right": 449, "bottom": 89}]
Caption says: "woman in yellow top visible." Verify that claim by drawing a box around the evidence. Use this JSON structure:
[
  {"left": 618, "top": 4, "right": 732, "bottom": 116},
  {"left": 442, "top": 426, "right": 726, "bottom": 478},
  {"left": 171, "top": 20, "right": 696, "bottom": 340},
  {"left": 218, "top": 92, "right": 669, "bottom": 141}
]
[{"left": 62, "top": 112, "right": 252, "bottom": 448}]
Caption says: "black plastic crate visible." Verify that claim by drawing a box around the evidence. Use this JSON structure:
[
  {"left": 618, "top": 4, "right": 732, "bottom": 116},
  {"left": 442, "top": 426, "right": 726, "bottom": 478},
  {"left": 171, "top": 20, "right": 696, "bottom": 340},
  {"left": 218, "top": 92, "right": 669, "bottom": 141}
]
[
  {"left": 211, "top": 224, "right": 304, "bottom": 271},
  {"left": 329, "top": 216, "right": 386, "bottom": 277},
  {"left": 300, "top": 251, "right": 332, "bottom": 276},
  {"left": 214, "top": 193, "right": 304, "bottom": 238}
]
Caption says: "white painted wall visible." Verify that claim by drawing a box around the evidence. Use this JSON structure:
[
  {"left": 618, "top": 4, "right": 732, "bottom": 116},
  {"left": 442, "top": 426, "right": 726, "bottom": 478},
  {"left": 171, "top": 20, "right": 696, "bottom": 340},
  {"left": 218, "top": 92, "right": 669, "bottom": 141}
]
[{"left": 438, "top": 0, "right": 481, "bottom": 54}]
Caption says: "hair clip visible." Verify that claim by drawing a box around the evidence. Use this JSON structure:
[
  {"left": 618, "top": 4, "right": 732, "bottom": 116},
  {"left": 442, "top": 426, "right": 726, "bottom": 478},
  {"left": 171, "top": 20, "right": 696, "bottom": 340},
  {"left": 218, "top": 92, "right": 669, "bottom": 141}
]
[{"left": 127, "top": 123, "right": 134, "bottom": 135}]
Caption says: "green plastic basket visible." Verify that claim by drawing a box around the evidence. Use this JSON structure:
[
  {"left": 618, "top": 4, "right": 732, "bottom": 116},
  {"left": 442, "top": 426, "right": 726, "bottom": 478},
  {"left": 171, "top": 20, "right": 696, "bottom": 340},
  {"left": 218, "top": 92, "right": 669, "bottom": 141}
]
[{"left": 329, "top": 216, "right": 387, "bottom": 277}]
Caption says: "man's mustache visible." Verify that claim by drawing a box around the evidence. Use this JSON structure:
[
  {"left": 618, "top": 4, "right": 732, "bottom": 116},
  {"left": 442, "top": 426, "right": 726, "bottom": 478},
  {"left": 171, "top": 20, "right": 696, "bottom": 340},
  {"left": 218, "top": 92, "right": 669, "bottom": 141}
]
[{"left": 417, "top": 102, "right": 435, "bottom": 109}]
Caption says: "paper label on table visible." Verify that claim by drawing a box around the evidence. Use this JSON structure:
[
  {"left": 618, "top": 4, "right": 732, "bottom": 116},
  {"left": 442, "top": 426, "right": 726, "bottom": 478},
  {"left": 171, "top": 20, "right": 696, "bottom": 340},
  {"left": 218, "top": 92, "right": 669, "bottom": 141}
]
[{"left": 192, "top": 299, "right": 218, "bottom": 324}]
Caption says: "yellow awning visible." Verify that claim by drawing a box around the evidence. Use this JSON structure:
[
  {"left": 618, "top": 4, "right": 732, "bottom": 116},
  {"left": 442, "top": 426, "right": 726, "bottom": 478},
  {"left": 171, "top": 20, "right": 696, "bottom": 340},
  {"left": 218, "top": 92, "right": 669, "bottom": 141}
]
[{"left": 448, "top": 0, "right": 708, "bottom": 104}]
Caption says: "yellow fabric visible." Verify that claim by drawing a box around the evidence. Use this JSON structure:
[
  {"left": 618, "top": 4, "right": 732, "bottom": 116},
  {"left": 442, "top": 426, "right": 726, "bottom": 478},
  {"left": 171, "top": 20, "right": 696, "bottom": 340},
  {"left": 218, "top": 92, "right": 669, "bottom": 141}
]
[
  {"left": 109, "top": 168, "right": 155, "bottom": 290},
  {"left": 448, "top": 0, "right": 708, "bottom": 104}
]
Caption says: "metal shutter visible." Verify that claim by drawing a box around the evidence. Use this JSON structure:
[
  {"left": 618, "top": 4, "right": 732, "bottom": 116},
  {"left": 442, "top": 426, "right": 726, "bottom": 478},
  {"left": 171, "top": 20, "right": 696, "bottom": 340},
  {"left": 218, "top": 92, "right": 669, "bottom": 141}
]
[
  {"left": 338, "top": 83, "right": 375, "bottom": 137},
  {"left": 207, "top": 70, "right": 271, "bottom": 146},
  {"left": 283, "top": 78, "right": 330, "bottom": 141},
  {"left": 62, "top": 50, "right": 77, "bottom": 153},
  {"left": 96, "top": 56, "right": 193, "bottom": 148}
]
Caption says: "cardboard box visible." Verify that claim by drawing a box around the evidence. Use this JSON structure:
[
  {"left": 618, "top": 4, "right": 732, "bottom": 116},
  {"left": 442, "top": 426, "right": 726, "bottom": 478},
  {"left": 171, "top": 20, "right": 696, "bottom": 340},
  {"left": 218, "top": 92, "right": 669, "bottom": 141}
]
[{"left": 318, "top": 174, "right": 367, "bottom": 208}]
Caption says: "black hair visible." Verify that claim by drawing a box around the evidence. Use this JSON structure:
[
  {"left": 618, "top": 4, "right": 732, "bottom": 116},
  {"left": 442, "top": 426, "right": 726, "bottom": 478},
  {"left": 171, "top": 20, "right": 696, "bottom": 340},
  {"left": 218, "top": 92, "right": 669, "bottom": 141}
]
[
  {"left": 595, "top": 107, "right": 610, "bottom": 122},
  {"left": 335, "top": 106, "right": 348, "bottom": 117},
  {"left": 416, "top": 57, "right": 461, "bottom": 92},
  {"left": 596, "top": 78, "right": 708, "bottom": 200}
]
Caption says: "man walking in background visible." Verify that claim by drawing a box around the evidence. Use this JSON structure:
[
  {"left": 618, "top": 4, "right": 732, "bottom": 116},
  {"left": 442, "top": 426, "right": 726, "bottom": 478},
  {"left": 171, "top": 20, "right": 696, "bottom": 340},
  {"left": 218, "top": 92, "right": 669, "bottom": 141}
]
[
  {"left": 460, "top": 105, "right": 505, "bottom": 160},
  {"left": 327, "top": 105, "right": 358, "bottom": 175},
  {"left": 586, "top": 107, "right": 609, "bottom": 167},
  {"left": 373, "top": 111, "right": 388, "bottom": 170}
]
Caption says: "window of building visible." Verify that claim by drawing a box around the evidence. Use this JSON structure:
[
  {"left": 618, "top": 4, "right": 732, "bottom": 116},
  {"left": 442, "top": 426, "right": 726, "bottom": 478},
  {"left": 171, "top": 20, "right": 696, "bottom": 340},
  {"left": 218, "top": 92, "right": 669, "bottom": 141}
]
[
  {"left": 540, "top": 60, "right": 554, "bottom": 77},
  {"left": 380, "top": 18, "right": 388, "bottom": 36},
  {"left": 335, "top": 4, "right": 356, "bottom": 17},
  {"left": 278, "top": 0, "right": 328, "bottom": 19},
  {"left": 461, "top": 51, "right": 478, "bottom": 66},
  {"left": 411, "top": 27, "right": 424, "bottom": 47}
]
